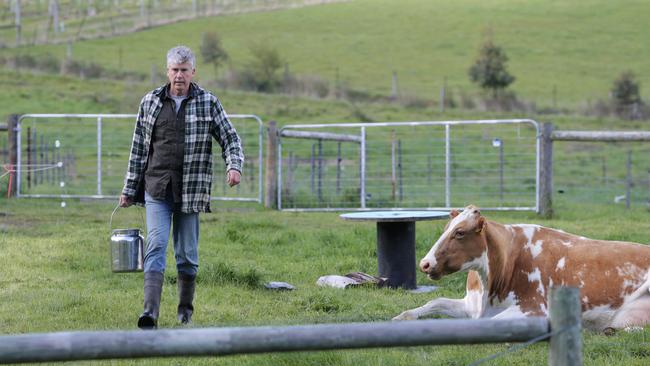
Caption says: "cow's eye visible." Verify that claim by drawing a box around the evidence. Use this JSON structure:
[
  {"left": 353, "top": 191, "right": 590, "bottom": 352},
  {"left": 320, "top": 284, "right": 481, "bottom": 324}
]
[{"left": 455, "top": 230, "right": 465, "bottom": 238}]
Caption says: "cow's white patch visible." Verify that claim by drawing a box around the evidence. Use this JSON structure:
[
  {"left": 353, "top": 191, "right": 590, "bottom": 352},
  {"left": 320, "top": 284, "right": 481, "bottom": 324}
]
[
  {"left": 560, "top": 240, "right": 573, "bottom": 247},
  {"left": 527, "top": 268, "right": 545, "bottom": 297},
  {"left": 622, "top": 279, "right": 642, "bottom": 294},
  {"left": 528, "top": 268, "right": 541, "bottom": 283},
  {"left": 617, "top": 264, "right": 643, "bottom": 278},
  {"left": 536, "top": 303, "right": 549, "bottom": 316},
  {"left": 519, "top": 225, "right": 540, "bottom": 245},
  {"left": 525, "top": 240, "right": 544, "bottom": 258},
  {"left": 421, "top": 209, "right": 478, "bottom": 267},
  {"left": 460, "top": 251, "right": 489, "bottom": 274},
  {"left": 464, "top": 288, "right": 484, "bottom": 319},
  {"left": 556, "top": 257, "right": 566, "bottom": 271},
  {"left": 619, "top": 269, "right": 650, "bottom": 303}
]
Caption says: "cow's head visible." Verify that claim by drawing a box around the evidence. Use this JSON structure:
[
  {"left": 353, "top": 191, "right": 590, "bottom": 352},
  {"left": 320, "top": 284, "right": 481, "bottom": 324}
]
[{"left": 420, "top": 205, "right": 487, "bottom": 280}]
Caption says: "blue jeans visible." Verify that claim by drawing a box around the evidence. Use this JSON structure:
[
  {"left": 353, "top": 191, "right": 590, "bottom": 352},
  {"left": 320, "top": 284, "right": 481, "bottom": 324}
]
[{"left": 144, "top": 191, "right": 199, "bottom": 276}]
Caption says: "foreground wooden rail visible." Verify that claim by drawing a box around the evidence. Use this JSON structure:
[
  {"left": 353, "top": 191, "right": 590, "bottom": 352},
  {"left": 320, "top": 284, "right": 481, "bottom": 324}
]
[
  {"left": 0, "top": 288, "right": 581, "bottom": 365},
  {"left": 0, "top": 318, "right": 548, "bottom": 363}
]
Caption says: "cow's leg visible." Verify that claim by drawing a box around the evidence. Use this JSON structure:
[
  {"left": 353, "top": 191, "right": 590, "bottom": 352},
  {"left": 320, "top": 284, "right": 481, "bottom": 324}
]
[
  {"left": 609, "top": 291, "right": 650, "bottom": 330},
  {"left": 393, "top": 271, "right": 484, "bottom": 320},
  {"left": 489, "top": 305, "right": 528, "bottom": 320},
  {"left": 393, "top": 297, "right": 473, "bottom": 320}
]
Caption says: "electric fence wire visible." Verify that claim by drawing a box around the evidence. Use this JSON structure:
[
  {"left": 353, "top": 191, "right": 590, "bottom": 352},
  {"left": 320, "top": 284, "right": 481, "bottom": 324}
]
[
  {"left": 1, "top": 162, "right": 63, "bottom": 179},
  {"left": 468, "top": 325, "right": 576, "bottom": 366}
]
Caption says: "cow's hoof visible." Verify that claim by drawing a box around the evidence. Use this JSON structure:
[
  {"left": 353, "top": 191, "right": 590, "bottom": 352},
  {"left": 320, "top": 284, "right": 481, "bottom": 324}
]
[{"left": 603, "top": 327, "right": 616, "bottom": 336}]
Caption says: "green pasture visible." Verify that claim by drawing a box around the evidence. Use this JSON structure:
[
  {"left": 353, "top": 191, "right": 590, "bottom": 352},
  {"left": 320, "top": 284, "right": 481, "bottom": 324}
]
[
  {"left": 1, "top": 198, "right": 650, "bottom": 365},
  {"left": 4, "top": 0, "right": 650, "bottom": 109},
  {"left": 4, "top": 68, "right": 650, "bottom": 209}
]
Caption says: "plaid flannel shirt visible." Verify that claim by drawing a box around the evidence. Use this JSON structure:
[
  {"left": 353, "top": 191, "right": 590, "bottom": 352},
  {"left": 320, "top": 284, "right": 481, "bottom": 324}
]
[{"left": 122, "top": 83, "right": 244, "bottom": 213}]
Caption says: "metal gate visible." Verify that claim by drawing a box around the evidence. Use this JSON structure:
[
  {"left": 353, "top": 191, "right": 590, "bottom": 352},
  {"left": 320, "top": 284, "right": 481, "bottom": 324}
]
[
  {"left": 15, "top": 113, "right": 263, "bottom": 203},
  {"left": 278, "top": 119, "right": 539, "bottom": 211}
]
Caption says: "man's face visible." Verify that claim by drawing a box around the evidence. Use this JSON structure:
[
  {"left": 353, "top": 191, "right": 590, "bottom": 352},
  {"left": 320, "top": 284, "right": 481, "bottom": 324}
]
[{"left": 167, "top": 62, "right": 195, "bottom": 96}]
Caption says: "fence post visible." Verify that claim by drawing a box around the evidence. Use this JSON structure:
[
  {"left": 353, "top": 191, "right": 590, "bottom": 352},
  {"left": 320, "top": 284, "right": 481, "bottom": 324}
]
[
  {"left": 549, "top": 287, "right": 582, "bottom": 366},
  {"left": 539, "top": 122, "right": 554, "bottom": 218},
  {"left": 264, "top": 120, "right": 278, "bottom": 209},
  {"left": 27, "top": 126, "right": 31, "bottom": 189},
  {"left": 317, "top": 139, "right": 322, "bottom": 203},
  {"left": 625, "top": 150, "right": 632, "bottom": 209},
  {"left": 7, "top": 114, "right": 19, "bottom": 197}
]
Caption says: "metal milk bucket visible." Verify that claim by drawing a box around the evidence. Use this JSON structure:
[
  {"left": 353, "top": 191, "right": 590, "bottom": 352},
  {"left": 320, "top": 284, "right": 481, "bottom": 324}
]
[{"left": 109, "top": 204, "right": 145, "bottom": 273}]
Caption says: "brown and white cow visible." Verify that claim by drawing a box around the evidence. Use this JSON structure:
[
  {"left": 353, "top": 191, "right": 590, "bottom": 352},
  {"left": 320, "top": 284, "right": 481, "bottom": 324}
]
[{"left": 393, "top": 205, "right": 650, "bottom": 332}]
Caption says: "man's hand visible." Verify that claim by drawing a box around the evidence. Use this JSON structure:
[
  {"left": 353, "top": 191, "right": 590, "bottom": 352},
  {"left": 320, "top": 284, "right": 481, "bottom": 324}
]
[
  {"left": 119, "top": 194, "right": 133, "bottom": 208},
  {"left": 226, "top": 170, "right": 241, "bottom": 187}
]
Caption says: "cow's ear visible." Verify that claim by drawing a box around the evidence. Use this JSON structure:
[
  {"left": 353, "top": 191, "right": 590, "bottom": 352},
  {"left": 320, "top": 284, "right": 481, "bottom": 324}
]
[
  {"left": 450, "top": 209, "right": 460, "bottom": 218},
  {"left": 476, "top": 217, "right": 486, "bottom": 233}
]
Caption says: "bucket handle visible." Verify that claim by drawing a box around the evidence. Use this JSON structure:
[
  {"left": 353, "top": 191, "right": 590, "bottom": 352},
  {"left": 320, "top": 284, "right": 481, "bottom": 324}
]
[{"left": 109, "top": 202, "right": 146, "bottom": 234}]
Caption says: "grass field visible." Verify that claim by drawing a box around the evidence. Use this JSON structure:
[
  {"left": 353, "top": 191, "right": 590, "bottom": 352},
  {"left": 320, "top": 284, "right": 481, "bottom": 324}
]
[
  {"left": 4, "top": 0, "right": 649, "bottom": 109},
  {"left": 1, "top": 198, "right": 650, "bottom": 365}
]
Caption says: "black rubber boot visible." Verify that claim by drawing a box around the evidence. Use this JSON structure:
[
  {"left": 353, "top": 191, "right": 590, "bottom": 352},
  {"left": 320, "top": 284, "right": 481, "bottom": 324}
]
[
  {"left": 177, "top": 273, "right": 196, "bottom": 325},
  {"left": 138, "top": 271, "right": 164, "bottom": 330}
]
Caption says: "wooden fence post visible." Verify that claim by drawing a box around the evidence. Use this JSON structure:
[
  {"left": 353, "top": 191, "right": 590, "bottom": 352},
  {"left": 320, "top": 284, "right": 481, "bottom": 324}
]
[
  {"left": 7, "top": 114, "right": 19, "bottom": 197},
  {"left": 539, "top": 122, "right": 554, "bottom": 218},
  {"left": 264, "top": 120, "right": 278, "bottom": 209},
  {"left": 549, "top": 287, "right": 582, "bottom": 366}
]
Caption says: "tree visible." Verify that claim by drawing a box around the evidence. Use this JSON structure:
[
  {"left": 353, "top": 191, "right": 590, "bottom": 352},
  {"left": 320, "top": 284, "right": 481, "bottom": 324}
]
[
  {"left": 468, "top": 40, "right": 515, "bottom": 98},
  {"left": 200, "top": 32, "right": 228, "bottom": 78}
]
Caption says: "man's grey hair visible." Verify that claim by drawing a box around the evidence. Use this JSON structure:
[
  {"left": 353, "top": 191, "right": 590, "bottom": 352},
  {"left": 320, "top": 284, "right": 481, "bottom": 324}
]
[{"left": 166, "top": 46, "right": 195, "bottom": 68}]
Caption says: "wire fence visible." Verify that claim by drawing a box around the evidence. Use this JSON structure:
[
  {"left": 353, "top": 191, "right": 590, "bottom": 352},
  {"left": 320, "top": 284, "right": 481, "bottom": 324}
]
[
  {"left": 552, "top": 141, "right": 650, "bottom": 210},
  {"left": 14, "top": 113, "right": 263, "bottom": 202},
  {"left": 278, "top": 120, "right": 539, "bottom": 211},
  {"left": 0, "top": 0, "right": 348, "bottom": 48}
]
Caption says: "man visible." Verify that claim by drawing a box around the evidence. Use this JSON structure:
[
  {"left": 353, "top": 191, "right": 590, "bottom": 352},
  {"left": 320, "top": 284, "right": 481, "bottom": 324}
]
[{"left": 120, "top": 45, "right": 244, "bottom": 329}]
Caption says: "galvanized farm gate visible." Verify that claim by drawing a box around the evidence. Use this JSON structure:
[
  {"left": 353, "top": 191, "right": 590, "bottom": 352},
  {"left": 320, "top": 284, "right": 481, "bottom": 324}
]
[
  {"left": 276, "top": 119, "right": 540, "bottom": 212},
  {"left": 13, "top": 113, "right": 263, "bottom": 203}
]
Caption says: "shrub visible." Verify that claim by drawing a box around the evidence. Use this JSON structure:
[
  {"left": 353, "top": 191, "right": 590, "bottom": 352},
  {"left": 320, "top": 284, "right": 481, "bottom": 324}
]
[
  {"left": 246, "top": 43, "right": 284, "bottom": 92},
  {"left": 611, "top": 71, "right": 643, "bottom": 119},
  {"left": 282, "top": 73, "right": 330, "bottom": 98},
  {"left": 84, "top": 62, "right": 103, "bottom": 79},
  {"left": 14, "top": 54, "right": 38, "bottom": 69},
  {"left": 36, "top": 54, "right": 60, "bottom": 73}
]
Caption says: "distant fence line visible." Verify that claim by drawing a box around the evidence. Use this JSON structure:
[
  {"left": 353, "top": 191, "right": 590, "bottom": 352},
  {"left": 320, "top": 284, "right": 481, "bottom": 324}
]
[
  {"left": 3, "top": 113, "right": 263, "bottom": 203},
  {"left": 5, "top": 114, "right": 650, "bottom": 216},
  {"left": 538, "top": 125, "right": 650, "bottom": 217},
  {"left": 271, "top": 119, "right": 540, "bottom": 212},
  {"left": 2, "top": 0, "right": 349, "bottom": 48},
  {"left": 0, "top": 287, "right": 581, "bottom": 365}
]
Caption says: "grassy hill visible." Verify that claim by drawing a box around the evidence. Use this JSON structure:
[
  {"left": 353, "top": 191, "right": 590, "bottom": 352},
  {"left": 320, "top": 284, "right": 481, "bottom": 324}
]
[{"left": 4, "top": 0, "right": 649, "bottom": 110}]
